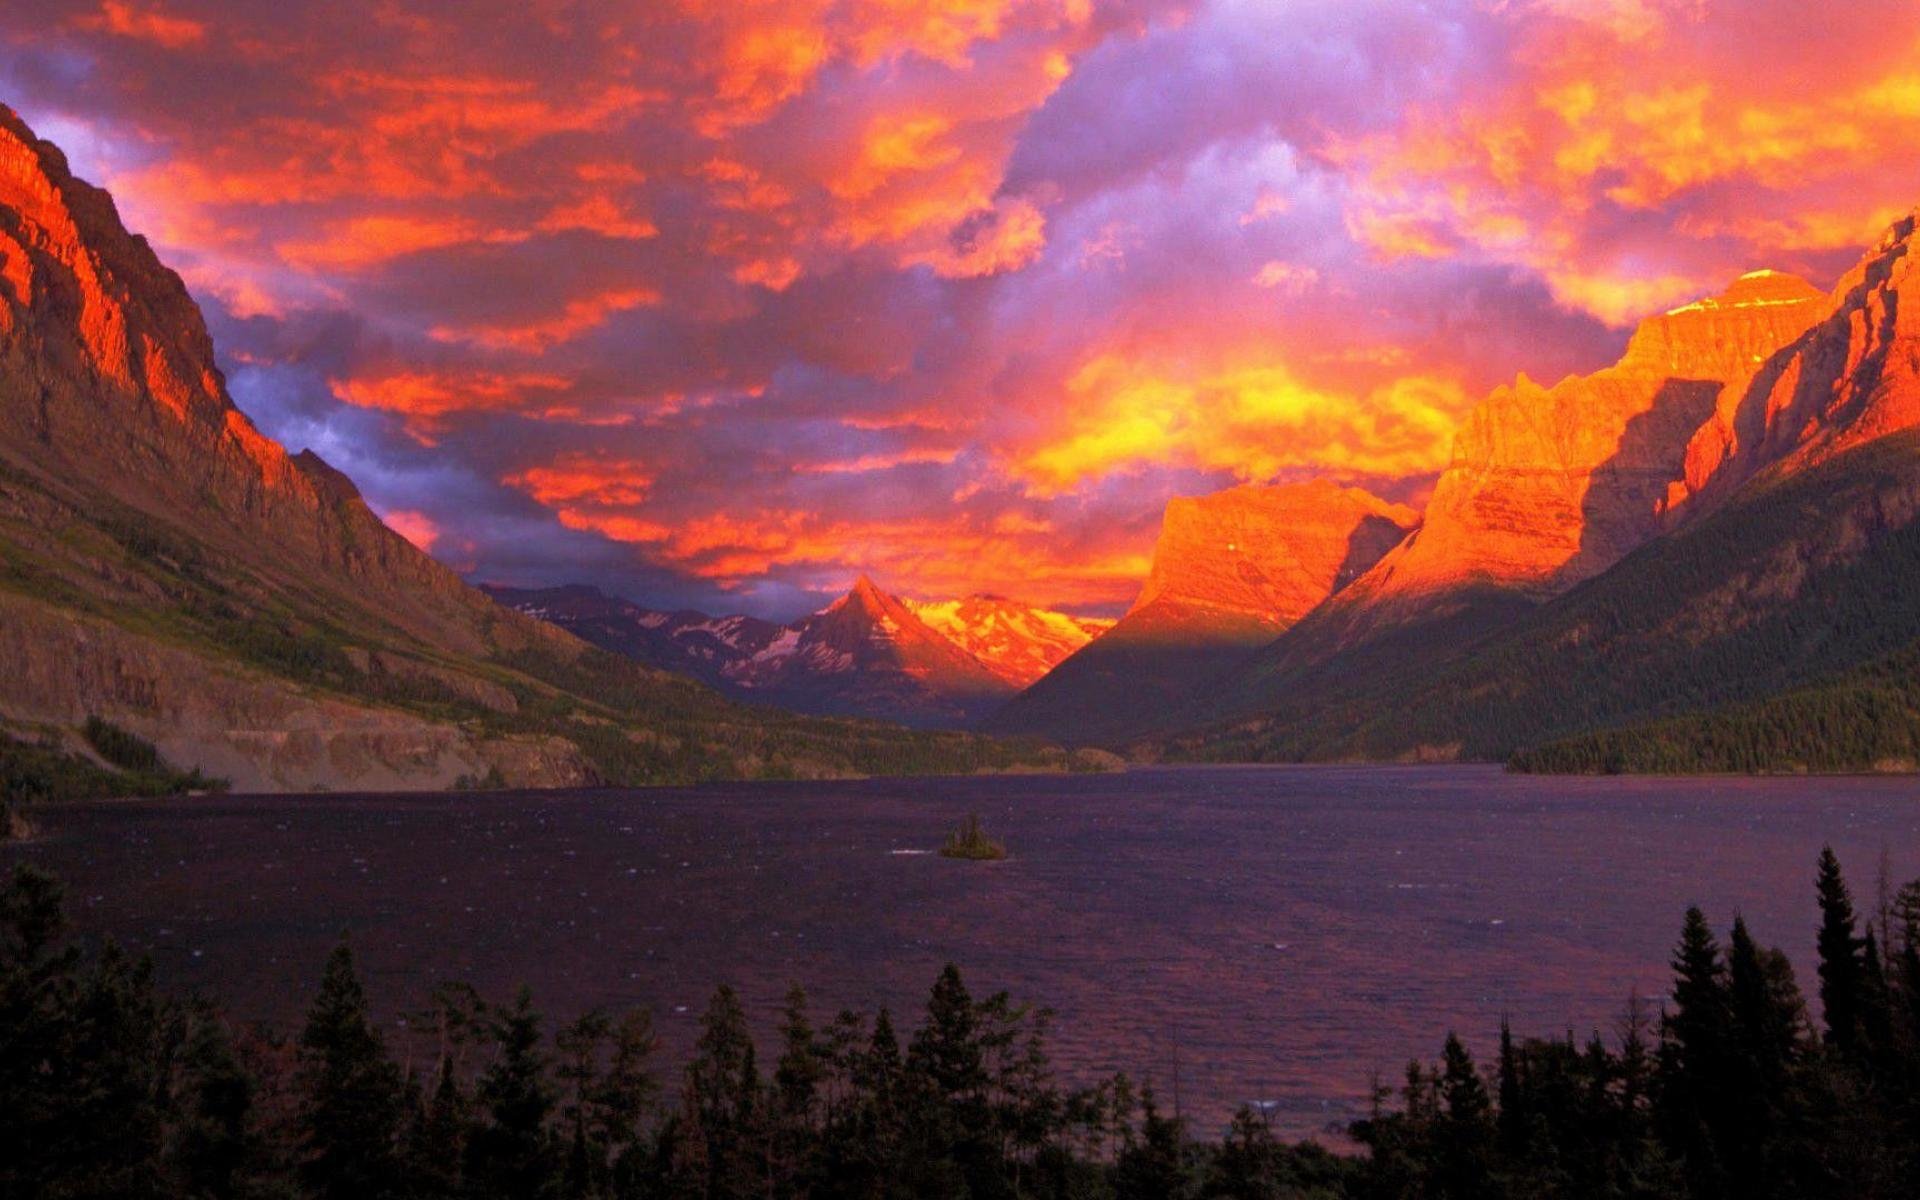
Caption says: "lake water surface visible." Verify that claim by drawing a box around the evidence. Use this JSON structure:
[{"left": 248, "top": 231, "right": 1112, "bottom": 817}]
[{"left": 8, "top": 764, "right": 1920, "bottom": 1137}]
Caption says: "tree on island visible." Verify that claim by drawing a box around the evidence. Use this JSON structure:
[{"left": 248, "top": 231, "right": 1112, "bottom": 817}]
[{"left": 940, "top": 812, "right": 1007, "bottom": 860}]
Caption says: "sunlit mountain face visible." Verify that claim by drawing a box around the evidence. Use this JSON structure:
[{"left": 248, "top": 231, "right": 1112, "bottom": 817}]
[{"left": 6, "top": 0, "right": 1920, "bottom": 621}]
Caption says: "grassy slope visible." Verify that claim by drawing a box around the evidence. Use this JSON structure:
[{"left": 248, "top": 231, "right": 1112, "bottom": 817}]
[
  {"left": 1155, "top": 430, "right": 1920, "bottom": 769},
  {"left": 0, "top": 460, "right": 1082, "bottom": 792}
]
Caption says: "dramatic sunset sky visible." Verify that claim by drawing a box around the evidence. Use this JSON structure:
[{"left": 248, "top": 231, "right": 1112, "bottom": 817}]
[{"left": 5, "top": 0, "right": 1920, "bottom": 616}]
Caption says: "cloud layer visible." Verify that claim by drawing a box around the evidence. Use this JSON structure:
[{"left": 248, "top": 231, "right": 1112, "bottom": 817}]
[{"left": 5, "top": 0, "right": 1918, "bottom": 616}]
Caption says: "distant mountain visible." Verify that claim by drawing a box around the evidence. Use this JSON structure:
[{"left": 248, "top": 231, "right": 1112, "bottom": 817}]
[
  {"left": 902, "top": 595, "right": 1112, "bottom": 688},
  {"left": 1155, "top": 210, "right": 1920, "bottom": 771},
  {"left": 480, "top": 584, "right": 786, "bottom": 692},
  {"left": 0, "top": 104, "right": 1074, "bottom": 793},
  {"left": 986, "top": 480, "right": 1415, "bottom": 743},
  {"left": 488, "top": 578, "right": 1106, "bottom": 728}
]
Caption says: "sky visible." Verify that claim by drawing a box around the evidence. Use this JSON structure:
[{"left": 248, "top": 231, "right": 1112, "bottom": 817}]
[{"left": 5, "top": 0, "right": 1920, "bottom": 618}]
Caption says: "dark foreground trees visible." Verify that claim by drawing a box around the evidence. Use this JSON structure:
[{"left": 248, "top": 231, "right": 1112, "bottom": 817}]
[{"left": 4, "top": 847, "right": 1920, "bottom": 1199}]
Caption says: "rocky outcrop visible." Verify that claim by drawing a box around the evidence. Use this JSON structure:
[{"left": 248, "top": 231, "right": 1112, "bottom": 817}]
[
  {"left": 1131, "top": 480, "right": 1417, "bottom": 624},
  {"left": 1673, "top": 213, "right": 1920, "bottom": 510},
  {"left": 1359, "top": 271, "right": 1827, "bottom": 613},
  {"left": 986, "top": 481, "right": 1415, "bottom": 743},
  {"left": 0, "top": 591, "right": 594, "bottom": 793},
  {"left": 1252, "top": 269, "right": 1831, "bottom": 665}
]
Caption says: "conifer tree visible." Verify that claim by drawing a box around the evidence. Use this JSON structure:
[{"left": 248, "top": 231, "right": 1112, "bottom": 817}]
[
  {"left": 1434, "top": 1033, "right": 1494, "bottom": 1199},
  {"left": 1659, "top": 907, "right": 1731, "bottom": 1198},
  {"left": 910, "top": 964, "right": 987, "bottom": 1105},
  {"left": 1113, "top": 1088, "right": 1192, "bottom": 1200},
  {"left": 771, "top": 984, "right": 824, "bottom": 1194},
  {"left": 297, "top": 942, "right": 405, "bottom": 1200},
  {"left": 1496, "top": 1018, "right": 1526, "bottom": 1156},
  {"left": 774, "top": 983, "right": 824, "bottom": 1123},
  {"left": 467, "top": 987, "right": 559, "bottom": 1200},
  {"left": 172, "top": 1000, "right": 258, "bottom": 1200},
  {"left": 602, "top": 1009, "right": 661, "bottom": 1194},
  {"left": 681, "top": 983, "right": 765, "bottom": 1199},
  {"left": 406, "top": 1052, "right": 468, "bottom": 1200},
  {"left": 1816, "top": 846, "right": 1866, "bottom": 1054}
]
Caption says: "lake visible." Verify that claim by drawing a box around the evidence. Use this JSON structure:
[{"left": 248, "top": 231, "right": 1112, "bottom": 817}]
[{"left": 7, "top": 764, "right": 1919, "bottom": 1137}]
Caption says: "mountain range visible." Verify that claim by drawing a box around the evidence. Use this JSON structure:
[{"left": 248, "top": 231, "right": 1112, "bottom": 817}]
[
  {"left": 6, "top": 96, "right": 1920, "bottom": 787},
  {"left": 483, "top": 579, "right": 1109, "bottom": 728},
  {"left": 418, "top": 207, "right": 1920, "bottom": 772},
  {"left": 0, "top": 104, "right": 1087, "bottom": 795},
  {"left": 993, "top": 215, "right": 1920, "bottom": 772}
]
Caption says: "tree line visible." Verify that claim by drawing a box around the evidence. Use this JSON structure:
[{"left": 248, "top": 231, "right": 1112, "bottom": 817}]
[{"left": 4, "top": 847, "right": 1919, "bottom": 1199}]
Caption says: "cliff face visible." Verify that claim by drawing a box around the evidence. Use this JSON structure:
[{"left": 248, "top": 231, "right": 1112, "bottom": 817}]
[
  {"left": 1351, "top": 270, "right": 1828, "bottom": 617},
  {"left": 986, "top": 481, "right": 1414, "bottom": 743},
  {"left": 1675, "top": 213, "right": 1920, "bottom": 509},
  {"left": 0, "top": 108, "right": 558, "bottom": 662},
  {"left": 1130, "top": 480, "right": 1417, "bottom": 625}
]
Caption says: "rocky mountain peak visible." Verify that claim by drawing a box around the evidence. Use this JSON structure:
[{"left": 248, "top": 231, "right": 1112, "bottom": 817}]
[
  {"left": 1671, "top": 208, "right": 1920, "bottom": 512},
  {"left": 905, "top": 594, "right": 1113, "bottom": 688},
  {"left": 1130, "top": 480, "right": 1417, "bottom": 623},
  {"left": 1619, "top": 268, "right": 1825, "bottom": 381}
]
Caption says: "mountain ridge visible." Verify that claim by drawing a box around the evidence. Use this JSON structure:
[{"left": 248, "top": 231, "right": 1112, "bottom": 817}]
[
  {"left": 486, "top": 578, "right": 1108, "bottom": 728},
  {"left": 1144, "top": 208, "right": 1920, "bottom": 769}
]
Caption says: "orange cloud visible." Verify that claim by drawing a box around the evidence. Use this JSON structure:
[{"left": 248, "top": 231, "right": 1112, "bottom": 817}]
[
  {"left": 504, "top": 456, "right": 655, "bottom": 508},
  {"left": 910, "top": 194, "right": 1046, "bottom": 278},
  {"left": 1013, "top": 353, "right": 1472, "bottom": 495},
  {"left": 276, "top": 214, "right": 497, "bottom": 271},
  {"left": 536, "top": 195, "right": 658, "bottom": 241},
  {"left": 1337, "top": 8, "right": 1920, "bottom": 321},
  {"left": 379, "top": 508, "right": 441, "bottom": 552},
  {"left": 428, "top": 288, "right": 660, "bottom": 352},
  {"left": 795, "top": 449, "right": 960, "bottom": 473},
  {"left": 331, "top": 369, "right": 575, "bottom": 442},
  {"left": 562, "top": 504, "right": 1146, "bottom": 608},
  {"left": 77, "top": 0, "right": 205, "bottom": 49}
]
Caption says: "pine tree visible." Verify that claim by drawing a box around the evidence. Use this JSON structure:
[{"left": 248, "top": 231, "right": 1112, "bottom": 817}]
[
  {"left": 774, "top": 983, "right": 824, "bottom": 1123},
  {"left": 172, "top": 1000, "right": 258, "bottom": 1200},
  {"left": 1659, "top": 907, "right": 1731, "bottom": 1198},
  {"left": 467, "top": 986, "right": 559, "bottom": 1200},
  {"left": 406, "top": 1052, "right": 468, "bottom": 1200},
  {"left": 771, "top": 984, "right": 824, "bottom": 1194},
  {"left": 1434, "top": 1033, "right": 1494, "bottom": 1199},
  {"left": 1114, "top": 1088, "right": 1191, "bottom": 1200},
  {"left": 1816, "top": 846, "right": 1866, "bottom": 1054},
  {"left": 296, "top": 942, "right": 404, "bottom": 1200},
  {"left": 910, "top": 964, "right": 987, "bottom": 1105},
  {"left": 1496, "top": 1018, "right": 1526, "bottom": 1155},
  {"left": 601, "top": 1009, "right": 660, "bottom": 1195},
  {"left": 555, "top": 1008, "right": 612, "bottom": 1200},
  {"left": 1204, "top": 1107, "right": 1284, "bottom": 1199},
  {"left": 62, "top": 939, "right": 169, "bottom": 1197},
  {"left": 681, "top": 983, "right": 765, "bottom": 1199}
]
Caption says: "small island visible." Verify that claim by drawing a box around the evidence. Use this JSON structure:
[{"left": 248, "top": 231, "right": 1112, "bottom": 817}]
[{"left": 938, "top": 812, "right": 1007, "bottom": 860}]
